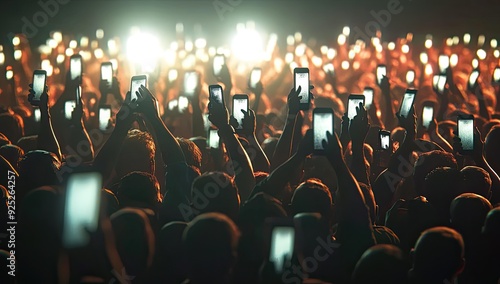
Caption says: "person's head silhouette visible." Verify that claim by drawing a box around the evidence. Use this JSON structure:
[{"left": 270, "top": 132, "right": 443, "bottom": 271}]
[{"left": 116, "top": 129, "right": 156, "bottom": 179}]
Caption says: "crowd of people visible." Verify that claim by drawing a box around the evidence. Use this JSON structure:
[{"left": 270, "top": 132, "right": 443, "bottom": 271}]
[{"left": 0, "top": 24, "right": 500, "bottom": 284}]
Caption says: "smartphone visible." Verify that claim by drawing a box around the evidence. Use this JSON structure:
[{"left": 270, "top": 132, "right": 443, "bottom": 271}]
[
  {"left": 399, "top": 89, "right": 417, "bottom": 118},
  {"left": 457, "top": 115, "right": 474, "bottom": 153},
  {"left": 268, "top": 223, "right": 295, "bottom": 274},
  {"left": 168, "top": 100, "right": 178, "bottom": 111},
  {"left": 65, "top": 101, "right": 76, "bottom": 120},
  {"left": 406, "top": 70, "right": 415, "bottom": 86},
  {"left": 183, "top": 71, "right": 199, "bottom": 97},
  {"left": 379, "top": 130, "right": 391, "bottom": 150},
  {"left": 313, "top": 108, "right": 334, "bottom": 154},
  {"left": 207, "top": 128, "right": 220, "bottom": 149},
  {"left": 347, "top": 94, "right": 365, "bottom": 121},
  {"left": 33, "top": 108, "right": 41, "bottom": 122},
  {"left": 363, "top": 87, "right": 374, "bottom": 109},
  {"left": 468, "top": 69, "right": 480, "bottom": 90},
  {"left": 422, "top": 105, "right": 434, "bottom": 129},
  {"left": 294, "top": 67, "right": 310, "bottom": 110},
  {"left": 209, "top": 84, "right": 225, "bottom": 107},
  {"left": 62, "top": 171, "right": 102, "bottom": 248},
  {"left": 432, "top": 75, "right": 440, "bottom": 90},
  {"left": 249, "top": 68, "right": 262, "bottom": 89},
  {"left": 6, "top": 66, "right": 13, "bottom": 80},
  {"left": 323, "top": 63, "right": 334, "bottom": 75},
  {"left": 76, "top": 85, "right": 82, "bottom": 105},
  {"left": 130, "top": 75, "right": 147, "bottom": 101},
  {"left": 31, "top": 70, "right": 47, "bottom": 106},
  {"left": 213, "top": 54, "right": 225, "bottom": 77},
  {"left": 438, "top": 54, "right": 450, "bottom": 74},
  {"left": 178, "top": 96, "right": 189, "bottom": 113},
  {"left": 232, "top": 94, "right": 249, "bottom": 130},
  {"left": 98, "top": 105, "right": 111, "bottom": 131},
  {"left": 70, "top": 54, "right": 83, "bottom": 83},
  {"left": 492, "top": 66, "right": 500, "bottom": 84},
  {"left": 376, "top": 64, "right": 387, "bottom": 85},
  {"left": 100, "top": 62, "right": 113, "bottom": 88},
  {"left": 437, "top": 75, "right": 447, "bottom": 94},
  {"left": 168, "top": 69, "right": 178, "bottom": 83}
]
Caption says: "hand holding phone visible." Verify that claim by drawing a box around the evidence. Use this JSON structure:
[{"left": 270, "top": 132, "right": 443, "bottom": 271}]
[
  {"left": 207, "top": 128, "right": 220, "bottom": 149},
  {"left": 232, "top": 94, "right": 249, "bottom": 130},
  {"left": 399, "top": 89, "right": 417, "bottom": 118},
  {"left": 65, "top": 101, "right": 76, "bottom": 120},
  {"left": 468, "top": 70, "right": 480, "bottom": 91},
  {"left": 363, "top": 87, "right": 374, "bottom": 109},
  {"left": 31, "top": 70, "right": 47, "bottom": 106},
  {"left": 313, "top": 108, "right": 334, "bottom": 154},
  {"left": 406, "top": 70, "right": 415, "bottom": 86},
  {"left": 70, "top": 54, "right": 83, "bottom": 83},
  {"left": 347, "top": 95, "right": 365, "bottom": 122},
  {"left": 100, "top": 62, "right": 113, "bottom": 88},
  {"left": 130, "top": 75, "right": 147, "bottom": 102},
  {"left": 438, "top": 55, "right": 450, "bottom": 74},
  {"left": 376, "top": 65, "right": 387, "bottom": 85},
  {"left": 213, "top": 54, "right": 225, "bottom": 78},
  {"left": 209, "top": 84, "right": 225, "bottom": 107},
  {"left": 267, "top": 219, "right": 295, "bottom": 274},
  {"left": 98, "top": 106, "right": 112, "bottom": 131},
  {"left": 184, "top": 71, "right": 199, "bottom": 97},
  {"left": 421, "top": 105, "right": 434, "bottom": 129},
  {"left": 294, "top": 68, "right": 310, "bottom": 110},
  {"left": 379, "top": 130, "right": 391, "bottom": 150}
]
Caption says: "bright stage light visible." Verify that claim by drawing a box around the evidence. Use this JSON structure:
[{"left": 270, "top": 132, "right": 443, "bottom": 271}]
[
  {"left": 127, "top": 30, "right": 161, "bottom": 73},
  {"left": 231, "top": 25, "right": 264, "bottom": 62}
]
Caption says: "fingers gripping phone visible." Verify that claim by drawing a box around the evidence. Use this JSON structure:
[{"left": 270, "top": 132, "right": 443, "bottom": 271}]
[
  {"left": 232, "top": 94, "right": 249, "bottom": 130},
  {"left": 209, "top": 84, "right": 225, "bottom": 108},
  {"left": 457, "top": 115, "right": 474, "bottom": 154},
  {"left": 347, "top": 94, "right": 365, "bottom": 121},
  {"left": 294, "top": 67, "right": 310, "bottom": 110},
  {"left": 99, "top": 105, "right": 112, "bottom": 131},
  {"left": 130, "top": 75, "right": 147, "bottom": 102},
  {"left": 379, "top": 130, "right": 391, "bottom": 150},
  {"left": 65, "top": 101, "right": 76, "bottom": 120},
  {"left": 31, "top": 70, "right": 47, "bottom": 106},
  {"left": 363, "top": 87, "right": 374, "bottom": 109},
  {"left": 313, "top": 108, "right": 334, "bottom": 155},
  {"left": 399, "top": 89, "right": 417, "bottom": 118},
  {"left": 70, "top": 54, "right": 83, "bottom": 83},
  {"left": 62, "top": 171, "right": 102, "bottom": 248}
]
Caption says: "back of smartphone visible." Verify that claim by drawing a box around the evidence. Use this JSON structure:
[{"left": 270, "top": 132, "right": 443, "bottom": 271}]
[{"left": 62, "top": 172, "right": 102, "bottom": 248}]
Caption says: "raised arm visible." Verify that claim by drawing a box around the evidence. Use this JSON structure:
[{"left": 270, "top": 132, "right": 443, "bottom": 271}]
[
  {"left": 29, "top": 85, "right": 62, "bottom": 160},
  {"left": 380, "top": 76, "right": 397, "bottom": 130},
  {"left": 271, "top": 87, "right": 301, "bottom": 171},
  {"left": 209, "top": 100, "right": 255, "bottom": 202},
  {"left": 349, "top": 103, "right": 371, "bottom": 186},
  {"left": 68, "top": 90, "right": 94, "bottom": 163},
  {"left": 322, "top": 130, "right": 375, "bottom": 250},
  {"left": 238, "top": 109, "right": 270, "bottom": 173}
]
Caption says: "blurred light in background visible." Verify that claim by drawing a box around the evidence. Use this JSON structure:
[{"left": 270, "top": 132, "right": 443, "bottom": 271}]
[
  {"left": 491, "top": 39, "right": 498, "bottom": 48},
  {"left": 80, "top": 37, "right": 89, "bottom": 48},
  {"left": 56, "top": 54, "right": 65, "bottom": 64},
  {"left": 478, "top": 35, "right": 485, "bottom": 47},
  {"left": 94, "top": 48, "right": 104, "bottom": 59},
  {"left": 424, "top": 39, "right": 432, "bottom": 49},
  {"left": 472, "top": 59, "right": 478, "bottom": 68},
  {"left": 294, "top": 32, "right": 302, "bottom": 43},
  {"left": 446, "top": 38, "right": 453, "bottom": 46},
  {"left": 477, "top": 49, "right": 486, "bottom": 60},
  {"left": 96, "top": 29, "right": 104, "bottom": 39},
  {"left": 195, "top": 38, "right": 207, "bottom": 49},
  {"left": 401, "top": 44, "right": 409, "bottom": 54},
  {"left": 0, "top": 53, "right": 4, "bottom": 65},
  {"left": 320, "top": 45, "right": 328, "bottom": 55},
  {"left": 12, "top": 36, "right": 20, "bottom": 46},
  {"left": 285, "top": 52, "right": 294, "bottom": 64},
  {"left": 327, "top": 48, "right": 336, "bottom": 60},
  {"left": 464, "top": 33, "right": 471, "bottom": 45},
  {"left": 65, "top": 48, "right": 74, "bottom": 56},
  {"left": 53, "top": 31, "right": 62, "bottom": 43},
  {"left": 388, "top": 42, "right": 395, "bottom": 51},
  {"left": 341, "top": 60, "right": 349, "bottom": 70},
  {"left": 342, "top": 26, "right": 350, "bottom": 36},
  {"left": 337, "top": 34, "right": 346, "bottom": 45},
  {"left": 14, "top": 50, "right": 22, "bottom": 60},
  {"left": 494, "top": 50, "right": 500, "bottom": 58},
  {"left": 450, "top": 54, "right": 458, "bottom": 67},
  {"left": 287, "top": 35, "right": 295, "bottom": 46},
  {"left": 295, "top": 44, "right": 306, "bottom": 57},
  {"left": 420, "top": 53, "right": 428, "bottom": 64},
  {"left": 452, "top": 36, "right": 459, "bottom": 45},
  {"left": 425, "top": 64, "right": 433, "bottom": 75}
]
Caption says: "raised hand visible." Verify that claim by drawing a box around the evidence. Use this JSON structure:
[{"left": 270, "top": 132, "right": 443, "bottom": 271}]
[
  {"left": 396, "top": 106, "right": 416, "bottom": 140},
  {"left": 287, "top": 86, "right": 301, "bottom": 116},
  {"left": 136, "top": 85, "right": 159, "bottom": 119},
  {"left": 322, "top": 131, "right": 344, "bottom": 165},
  {"left": 208, "top": 102, "right": 229, "bottom": 130},
  {"left": 241, "top": 109, "right": 256, "bottom": 136},
  {"left": 349, "top": 103, "right": 370, "bottom": 146},
  {"left": 380, "top": 75, "right": 391, "bottom": 96},
  {"left": 340, "top": 112, "right": 350, "bottom": 149},
  {"left": 297, "top": 129, "right": 314, "bottom": 158}
]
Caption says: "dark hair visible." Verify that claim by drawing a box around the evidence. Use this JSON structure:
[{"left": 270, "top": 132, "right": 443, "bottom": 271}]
[
  {"left": 291, "top": 178, "right": 333, "bottom": 223},
  {"left": 117, "top": 171, "right": 162, "bottom": 212},
  {"left": 116, "top": 129, "right": 156, "bottom": 177},
  {"left": 414, "top": 151, "right": 457, "bottom": 194},
  {"left": 460, "top": 166, "right": 492, "bottom": 199},
  {"left": 178, "top": 137, "right": 202, "bottom": 170}
]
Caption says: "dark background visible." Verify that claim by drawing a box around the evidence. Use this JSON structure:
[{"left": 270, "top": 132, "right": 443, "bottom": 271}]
[{"left": 1, "top": 0, "right": 500, "bottom": 47}]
